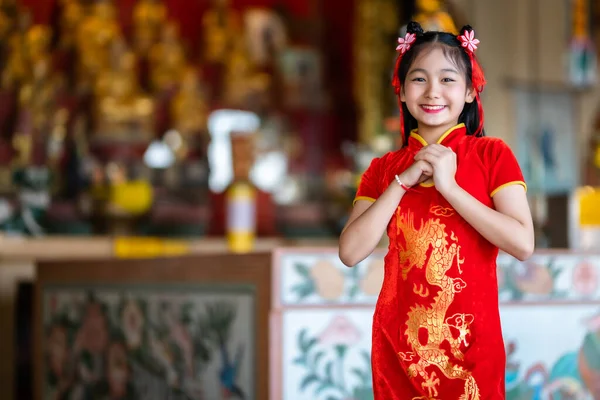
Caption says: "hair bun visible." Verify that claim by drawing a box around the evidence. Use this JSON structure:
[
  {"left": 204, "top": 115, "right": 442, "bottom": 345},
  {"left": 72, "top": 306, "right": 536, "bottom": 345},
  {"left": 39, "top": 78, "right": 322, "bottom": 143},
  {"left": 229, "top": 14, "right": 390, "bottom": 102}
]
[
  {"left": 406, "top": 21, "right": 424, "bottom": 36},
  {"left": 460, "top": 25, "right": 474, "bottom": 34}
]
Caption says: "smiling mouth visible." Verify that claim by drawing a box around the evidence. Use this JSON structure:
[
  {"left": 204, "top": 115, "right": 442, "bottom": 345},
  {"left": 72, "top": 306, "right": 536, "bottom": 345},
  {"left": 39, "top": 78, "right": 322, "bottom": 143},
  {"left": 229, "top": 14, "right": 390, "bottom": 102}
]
[{"left": 420, "top": 105, "right": 446, "bottom": 113}]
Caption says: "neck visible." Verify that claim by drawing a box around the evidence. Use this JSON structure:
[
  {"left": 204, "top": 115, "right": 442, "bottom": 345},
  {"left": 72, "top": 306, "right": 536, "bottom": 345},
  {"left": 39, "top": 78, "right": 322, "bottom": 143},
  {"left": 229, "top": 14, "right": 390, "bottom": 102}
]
[{"left": 417, "top": 122, "right": 458, "bottom": 144}]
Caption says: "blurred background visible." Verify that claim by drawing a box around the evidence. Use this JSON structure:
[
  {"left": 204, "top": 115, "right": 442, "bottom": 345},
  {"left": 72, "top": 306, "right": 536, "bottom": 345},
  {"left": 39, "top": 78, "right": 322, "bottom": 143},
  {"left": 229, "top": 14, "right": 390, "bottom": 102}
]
[{"left": 0, "top": 0, "right": 600, "bottom": 399}]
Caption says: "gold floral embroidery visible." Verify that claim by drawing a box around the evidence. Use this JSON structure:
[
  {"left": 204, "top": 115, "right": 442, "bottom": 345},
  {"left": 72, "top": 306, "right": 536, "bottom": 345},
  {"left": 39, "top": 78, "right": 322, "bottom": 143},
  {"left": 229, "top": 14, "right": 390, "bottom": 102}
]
[
  {"left": 430, "top": 205, "right": 455, "bottom": 217},
  {"left": 396, "top": 209, "right": 480, "bottom": 400}
]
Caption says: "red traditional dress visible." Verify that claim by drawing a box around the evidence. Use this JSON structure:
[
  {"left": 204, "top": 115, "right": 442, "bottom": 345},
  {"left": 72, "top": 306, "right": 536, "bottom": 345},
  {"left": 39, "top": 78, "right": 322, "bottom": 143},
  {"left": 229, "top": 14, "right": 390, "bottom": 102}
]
[{"left": 355, "top": 123, "right": 526, "bottom": 400}]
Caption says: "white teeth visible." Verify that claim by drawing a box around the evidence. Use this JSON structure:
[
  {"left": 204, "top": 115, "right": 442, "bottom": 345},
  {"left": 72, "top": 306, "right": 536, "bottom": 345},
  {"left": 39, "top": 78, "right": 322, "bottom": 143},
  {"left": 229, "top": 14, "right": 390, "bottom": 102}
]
[{"left": 422, "top": 105, "right": 444, "bottom": 110}]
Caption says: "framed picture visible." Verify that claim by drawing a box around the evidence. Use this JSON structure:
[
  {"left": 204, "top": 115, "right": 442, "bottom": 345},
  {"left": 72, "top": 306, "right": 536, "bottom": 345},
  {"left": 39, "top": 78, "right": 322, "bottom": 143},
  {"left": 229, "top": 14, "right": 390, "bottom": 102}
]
[
  {"left": 278, "top": 47, "right": 327, "bottom": 110},
  {"left": 35, "top": 253, "right": 271, "bottom": 400},
  {"left": 513, "top": 88, "right": 580, "bottom": 194}
]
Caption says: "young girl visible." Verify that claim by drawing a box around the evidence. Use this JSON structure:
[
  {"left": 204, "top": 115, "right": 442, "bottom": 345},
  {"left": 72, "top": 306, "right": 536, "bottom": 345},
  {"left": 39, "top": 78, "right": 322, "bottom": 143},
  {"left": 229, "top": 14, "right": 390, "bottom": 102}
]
[{"left": 339, "top": 22, "right": 534, "bottom": 399}]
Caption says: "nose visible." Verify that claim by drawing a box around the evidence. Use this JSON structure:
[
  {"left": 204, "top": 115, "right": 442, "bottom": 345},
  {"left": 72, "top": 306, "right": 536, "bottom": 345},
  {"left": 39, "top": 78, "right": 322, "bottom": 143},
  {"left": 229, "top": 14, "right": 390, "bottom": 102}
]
[{"left": 424, "top": 81, "right": 441, "bottom": 99}]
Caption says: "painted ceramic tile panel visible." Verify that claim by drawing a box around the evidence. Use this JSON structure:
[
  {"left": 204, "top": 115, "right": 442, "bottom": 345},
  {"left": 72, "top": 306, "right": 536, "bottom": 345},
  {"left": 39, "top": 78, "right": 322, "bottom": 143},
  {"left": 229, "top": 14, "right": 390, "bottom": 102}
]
[
  {"left": 500, "top": 305, "right": 600, "bottom": 399},
  {"left": 278, "top": 250, "right": 600, "bottom": 306},
  {"left": 42, "top": 284, "right": 255, "bottom": 400},
  {"left": 497, "top": 254, "right": 600, "bottom": 302},
  {"left": 277, "top": 251, "right": 384, "bottom": 306},
  {"left": 281, "top": 309, "right": 375, "bottom": 400},
  {"left": 280, "top": 306, "right": 600, "bottom": 400}
]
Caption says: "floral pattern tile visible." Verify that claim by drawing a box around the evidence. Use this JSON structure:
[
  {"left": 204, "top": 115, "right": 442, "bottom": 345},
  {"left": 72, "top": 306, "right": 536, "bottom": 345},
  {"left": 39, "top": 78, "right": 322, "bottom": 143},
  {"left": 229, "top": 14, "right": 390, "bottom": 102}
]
[
  {"left": 275, "top": 250, "right": 600, "bottom": 399},
  {"left": 277, "top": 251, "right": 600, "bottom": 306},
  {"left": 278, "top": 251, "right": 384, "bottom": 306},
  {"left": 501, "top": 305, "right": 600, "bottom": 399},
  {"left": 497, "top": 254, "right": 600, "bottom": 302},
  {"left": 281, "top": 309, "right": 374, "bottom": 400},
  {"left": 43, "top": 284, "right": 256, "bottom": 400},
  {"left": 278, "top": 306, "right": 600, "bottom": 400}
]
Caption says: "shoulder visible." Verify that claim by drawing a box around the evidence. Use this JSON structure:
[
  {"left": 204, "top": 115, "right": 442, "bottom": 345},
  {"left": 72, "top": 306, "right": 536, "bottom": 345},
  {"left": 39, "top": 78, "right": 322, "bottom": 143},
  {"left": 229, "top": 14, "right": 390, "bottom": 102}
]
[
  {"left": 463, "top": 136, "right": 515, "bottom": 162},
  {"left": 366, "top": 148, "right": 407, "bottom": 169}
]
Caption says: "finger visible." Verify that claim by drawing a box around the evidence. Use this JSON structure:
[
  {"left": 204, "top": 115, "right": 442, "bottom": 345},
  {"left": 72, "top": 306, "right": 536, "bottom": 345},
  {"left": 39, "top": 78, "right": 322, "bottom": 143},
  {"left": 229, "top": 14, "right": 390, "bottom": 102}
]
[
  {"left": 432, "top": 144, "right": 456, "bottom": 158},
  {"left": 416, "top": 145, "right": 444, "bottom": 158},
  {"left": 427, "top": 144, "right": 451, "bottom": 156},
  {"left": 417, "top": 160, "right": 434, "bottom": 175},
  {"left": 414, "top": 149, "right": 441, "bottom": 162},
  {"left": 417, "top": 173, "right": 431, "bottom": 184},
  {"left": 416, "top": 153, "right": 439, "bottom": 167},
  {"left": 414, "top": 148, "right": 431, "bottom": 159}
]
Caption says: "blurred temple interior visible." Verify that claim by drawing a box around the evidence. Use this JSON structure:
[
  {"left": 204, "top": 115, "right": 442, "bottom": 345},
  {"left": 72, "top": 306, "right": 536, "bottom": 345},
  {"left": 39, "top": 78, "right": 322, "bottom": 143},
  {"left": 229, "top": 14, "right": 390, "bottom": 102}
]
[{"left": 0, "top": 0, "right": 600, "bottom": 399}]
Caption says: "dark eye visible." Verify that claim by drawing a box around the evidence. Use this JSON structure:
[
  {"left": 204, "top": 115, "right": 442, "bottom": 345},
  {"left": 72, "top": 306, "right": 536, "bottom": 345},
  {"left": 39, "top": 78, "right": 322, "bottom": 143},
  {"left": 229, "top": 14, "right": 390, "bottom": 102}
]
[
  {"left": 412, "top": 77, "right": 425, "bottom": 82},
  {"left": 442, "top": 78, "right": 455, "bottom": 83}
]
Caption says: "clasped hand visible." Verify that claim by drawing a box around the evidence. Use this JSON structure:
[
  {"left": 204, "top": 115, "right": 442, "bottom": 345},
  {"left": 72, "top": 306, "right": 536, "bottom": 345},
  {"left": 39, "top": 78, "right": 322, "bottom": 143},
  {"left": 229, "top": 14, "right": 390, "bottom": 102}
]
[{"left": 412, "top": 144, "right": 458, "bottom": 195}]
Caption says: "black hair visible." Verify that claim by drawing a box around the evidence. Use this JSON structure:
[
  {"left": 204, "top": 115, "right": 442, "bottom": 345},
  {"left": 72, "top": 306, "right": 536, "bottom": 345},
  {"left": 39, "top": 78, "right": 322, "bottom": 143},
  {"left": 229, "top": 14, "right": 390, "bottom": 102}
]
[{"left": 396, "top": 21, "right": 485, "bottom": 146}]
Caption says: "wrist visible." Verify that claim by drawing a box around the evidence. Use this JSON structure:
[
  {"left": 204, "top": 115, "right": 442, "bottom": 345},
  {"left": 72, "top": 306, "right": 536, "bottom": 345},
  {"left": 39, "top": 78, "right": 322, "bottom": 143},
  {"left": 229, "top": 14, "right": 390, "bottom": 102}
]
[
  {"left": 386, "top": 175, "right": 409, "bottom": 196},
  {"left": 394, "top": 174, "right": 411, "bottom": 191},
  {"left": 439, "top": 180, "right": 461, "bottom": 199}
]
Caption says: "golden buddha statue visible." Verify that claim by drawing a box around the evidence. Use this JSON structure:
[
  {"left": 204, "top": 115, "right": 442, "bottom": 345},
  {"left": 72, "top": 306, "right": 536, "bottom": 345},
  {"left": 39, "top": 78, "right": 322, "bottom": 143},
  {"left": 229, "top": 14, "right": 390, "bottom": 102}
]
[
  {"left": 132, "top": 0, "right": 167, "bottom": 56},
  {"left": 18, "top": 57, "right": 58, "bottom": 138},
  {"left": 2, "top": 33, "right": 27, "bottom": 89},
  {"left": 76, "top": 1, "right": 121, "bottom": 87},
  {"left": 413, "top": 0, "right": 457, "bottom": 34},
  {"left": 170, "top": 67, "right": 208, "bottom": 142},
  {"left": 1, "top": 10, "right": 32, "bottom": 89},
  {"left": 201, "top": 0, "right": 241, "bottom": 64},
  {"left": 148, "top": 21, "right": 186, "bottom": 93},
  {"left": 95, "top": 34, "right": 132, "bottom": 100},
  {"left": 95, "top": 51, "right": 154, "bottom": 142},
  {"left": 223, "top": 39, "right": 271, "bottom": 108},
  {"left": 25, "top": 24, "right": 52, "bottom": 67},
  {"left": 58, "top": 0, "right": 84, "bottom": 50}
]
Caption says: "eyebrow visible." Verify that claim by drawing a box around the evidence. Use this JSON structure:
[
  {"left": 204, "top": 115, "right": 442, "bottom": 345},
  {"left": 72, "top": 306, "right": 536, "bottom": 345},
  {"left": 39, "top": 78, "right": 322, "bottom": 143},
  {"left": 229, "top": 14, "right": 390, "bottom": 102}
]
[{"left": 408, "top": 68, "right": 459, "bottom": 75}]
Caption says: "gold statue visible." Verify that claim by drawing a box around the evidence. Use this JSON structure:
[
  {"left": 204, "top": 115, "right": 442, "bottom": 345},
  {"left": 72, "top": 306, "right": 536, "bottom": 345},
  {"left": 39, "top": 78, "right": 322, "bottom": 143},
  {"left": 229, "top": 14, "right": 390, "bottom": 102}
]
[
  {"left": 148, "top": 21, "right": 186, "bottom": 92},
  {"left": 170, "top": 67, "right": 208, "bottom": 143},
  {"left": 58, "top": 0, "right": 84, "bottom": 50},
  {"left": 12, "top": 58, "right": 58, "bottom": 169},
  {"left": 95, "top": 34, "right": 132, "bottom": 100},
  {"left": 201, "top": 0, "right": 241, "bottom": 64},
  {"left": 95, "top": 51, "right": 154, "bottom": 142},
  {"left": 132, "top": 0, "right": 167, "bottom": 56},
  {"left": 223, "top": 39, "right": 271, "bottom": 108},
  {"left": 76, "top": 1, "right": 121, "bottom": 88},
  {"left": 26, "top": 24, "right": 52, "bottom": 67},
  {"left": 2, "top": 33, "right": 27, "bottom": 89},
  {"left": 18, "top": 57, "right": 59, "bottom": 139},
  {"left": 413, "top": 0, "right": 457, "bottom": 34},
  {"left": 1, "top": 10, "right": 32, "bottom": 89}
]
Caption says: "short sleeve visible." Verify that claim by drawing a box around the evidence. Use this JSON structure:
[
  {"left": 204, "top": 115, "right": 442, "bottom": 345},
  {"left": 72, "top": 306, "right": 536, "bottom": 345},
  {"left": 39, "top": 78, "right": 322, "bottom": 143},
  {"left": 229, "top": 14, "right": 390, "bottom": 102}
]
[
  {"left": 353, "top": 156, "right": 384, "bottom": 205},
  {"left": 484, "top": 138, "right": 527, "bottom": 197}
]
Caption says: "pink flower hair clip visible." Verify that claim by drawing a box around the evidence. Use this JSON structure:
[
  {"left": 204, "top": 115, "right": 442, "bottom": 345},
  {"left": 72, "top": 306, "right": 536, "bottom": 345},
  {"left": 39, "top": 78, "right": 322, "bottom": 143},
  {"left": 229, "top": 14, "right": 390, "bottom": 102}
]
[
  {"left": 396, "top": 32, "right": 416, "bottom": 54},
  {"left": 458, "top": 29, "right": 480, "bottom": 53}
]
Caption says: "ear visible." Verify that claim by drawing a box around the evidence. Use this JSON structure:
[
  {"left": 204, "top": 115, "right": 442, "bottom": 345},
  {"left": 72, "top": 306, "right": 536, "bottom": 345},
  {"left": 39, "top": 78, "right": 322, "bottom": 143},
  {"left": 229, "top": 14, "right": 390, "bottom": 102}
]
[
  {"left": 400, "top": 87, "right": 406, "bottom": 102},
  {"left": 465, "top": 86, "right": 476, "bottom": 103}
]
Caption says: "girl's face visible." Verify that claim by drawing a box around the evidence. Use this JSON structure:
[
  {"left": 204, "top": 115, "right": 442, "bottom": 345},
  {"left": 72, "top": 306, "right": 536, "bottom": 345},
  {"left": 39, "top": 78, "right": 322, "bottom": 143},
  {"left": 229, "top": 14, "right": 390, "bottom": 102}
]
[{"left": 401, "top": 46, "right": 475, "bottom": 135}]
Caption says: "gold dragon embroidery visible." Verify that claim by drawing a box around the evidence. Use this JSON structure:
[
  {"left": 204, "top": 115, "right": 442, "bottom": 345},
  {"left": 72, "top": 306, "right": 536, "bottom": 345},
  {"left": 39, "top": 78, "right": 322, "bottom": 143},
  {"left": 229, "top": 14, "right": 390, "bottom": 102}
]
[{"left": 395, "top": 208, "right": 480, "bottom": 400}]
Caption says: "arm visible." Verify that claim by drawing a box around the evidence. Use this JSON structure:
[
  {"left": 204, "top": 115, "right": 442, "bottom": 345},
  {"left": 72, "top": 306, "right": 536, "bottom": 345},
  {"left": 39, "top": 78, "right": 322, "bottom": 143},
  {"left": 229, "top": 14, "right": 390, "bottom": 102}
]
[
  {"left": 415, "top": 143, "right": 534, "bottom": 261},
  {"left": 339, "top": 159, "right": 433, "bottom": 267},
  {"left": 442, "top": 183, "right": 534, "bottom": 260},
  {"left": 339, "top": 183, "right": 407, "bottom": 267}
]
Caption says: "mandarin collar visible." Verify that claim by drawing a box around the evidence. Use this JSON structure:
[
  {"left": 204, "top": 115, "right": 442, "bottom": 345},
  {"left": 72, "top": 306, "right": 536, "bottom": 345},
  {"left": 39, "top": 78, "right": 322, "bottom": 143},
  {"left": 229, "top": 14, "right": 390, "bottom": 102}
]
[{"left": 407, "top": 123, "right": 466, "bottom": 151}]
